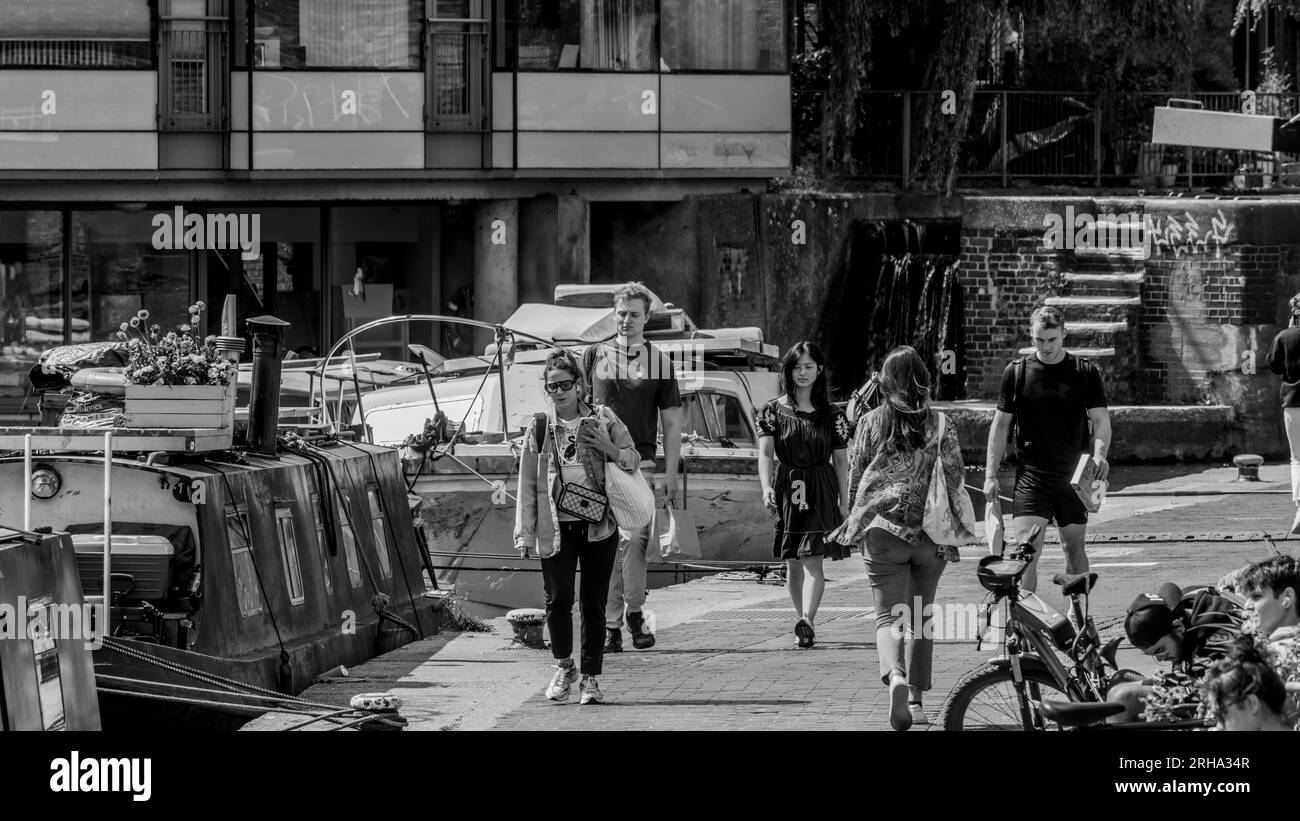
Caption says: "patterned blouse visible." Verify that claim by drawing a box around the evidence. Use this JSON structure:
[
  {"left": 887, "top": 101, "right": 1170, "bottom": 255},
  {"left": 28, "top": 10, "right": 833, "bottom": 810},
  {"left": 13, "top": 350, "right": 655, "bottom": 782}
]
[{"left": 841, "top": 406, "right": 968, "bottom": 545}]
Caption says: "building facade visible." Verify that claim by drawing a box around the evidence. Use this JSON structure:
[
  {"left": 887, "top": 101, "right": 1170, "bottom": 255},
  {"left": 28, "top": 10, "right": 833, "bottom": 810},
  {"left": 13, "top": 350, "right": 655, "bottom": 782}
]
[{"left": 0, "top": 0, "right": 792, "bottom": 418}]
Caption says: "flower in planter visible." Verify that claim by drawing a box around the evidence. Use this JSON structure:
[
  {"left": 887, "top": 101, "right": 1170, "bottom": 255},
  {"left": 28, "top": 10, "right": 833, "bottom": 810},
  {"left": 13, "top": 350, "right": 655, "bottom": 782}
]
[{"left": 122, "top": 303, "right": 236, "bottom": 387}]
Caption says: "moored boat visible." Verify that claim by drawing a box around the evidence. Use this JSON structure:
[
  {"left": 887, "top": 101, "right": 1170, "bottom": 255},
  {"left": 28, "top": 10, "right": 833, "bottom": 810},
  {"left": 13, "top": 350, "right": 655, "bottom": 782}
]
[
  {"left": 320, "top": 285, "right": 784, "bottom": 618},
  {"left": 8, "top": 317, "right": 440, "bottom": 729}
]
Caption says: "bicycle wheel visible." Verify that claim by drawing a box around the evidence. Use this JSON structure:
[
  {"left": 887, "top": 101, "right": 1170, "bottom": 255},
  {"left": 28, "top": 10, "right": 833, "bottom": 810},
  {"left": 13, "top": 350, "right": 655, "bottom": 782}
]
[{"left": 939, "top": 660, "right": 1078, "bottom": 731}]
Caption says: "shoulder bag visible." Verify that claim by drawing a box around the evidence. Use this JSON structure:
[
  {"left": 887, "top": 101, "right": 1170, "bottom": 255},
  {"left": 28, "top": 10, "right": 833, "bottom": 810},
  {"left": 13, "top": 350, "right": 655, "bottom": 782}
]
[
  {"left": 922, "top": 412, "right": 976, "bottom": 547},
  {"left": 549, "top": 418, "right": 609, "bottom": 524}
]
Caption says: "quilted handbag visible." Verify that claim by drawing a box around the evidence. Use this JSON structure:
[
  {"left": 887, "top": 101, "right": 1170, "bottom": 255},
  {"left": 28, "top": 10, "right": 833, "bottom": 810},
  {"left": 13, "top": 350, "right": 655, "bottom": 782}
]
[
  {"left": 547, "top": 419, "right": 609, "bottom": 523},
  {"left": 922, "top": 412, "right": 976, "bottom": 547}
]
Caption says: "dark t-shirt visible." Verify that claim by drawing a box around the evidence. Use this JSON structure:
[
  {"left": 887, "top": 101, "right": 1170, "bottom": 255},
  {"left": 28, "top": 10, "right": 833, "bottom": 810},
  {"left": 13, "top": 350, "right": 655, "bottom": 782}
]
[
  {"left": 585, "top": 341, "right": 681, "bottom": 461},
  {"left": 1268, "top": 326, "right": 1300, "bottom": 407},
  {"left": 997, "top": 352, "right": 1107, "bottom": 476}
]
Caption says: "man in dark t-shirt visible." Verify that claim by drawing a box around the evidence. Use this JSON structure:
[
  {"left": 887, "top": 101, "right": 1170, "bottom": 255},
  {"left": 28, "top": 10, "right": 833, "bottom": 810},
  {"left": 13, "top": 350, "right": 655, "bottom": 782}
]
[
  {"left": 983, "top": 306, "right": 1112, "bottom": 592},
  {"left": 583, "top": 282, "right": 682, "bottom": 652}
]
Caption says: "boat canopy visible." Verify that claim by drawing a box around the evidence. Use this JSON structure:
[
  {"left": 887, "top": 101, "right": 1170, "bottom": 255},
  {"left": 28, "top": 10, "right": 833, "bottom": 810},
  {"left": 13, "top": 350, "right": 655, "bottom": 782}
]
[{"left": 502, "top": 304, "right": 617, "bottom": 347}]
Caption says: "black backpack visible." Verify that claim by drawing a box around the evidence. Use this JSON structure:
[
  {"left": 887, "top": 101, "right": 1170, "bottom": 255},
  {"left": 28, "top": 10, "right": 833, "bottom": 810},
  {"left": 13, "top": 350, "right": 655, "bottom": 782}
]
[{"left": 1006, "top": 354, "right": 1094, "bottom": 450}]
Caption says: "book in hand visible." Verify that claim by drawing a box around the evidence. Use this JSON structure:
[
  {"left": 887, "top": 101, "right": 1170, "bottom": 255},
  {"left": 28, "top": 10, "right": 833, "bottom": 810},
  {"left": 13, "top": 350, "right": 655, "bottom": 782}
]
[{"left": 1070, "top": 453, "right": 1107, "bottom": 513}]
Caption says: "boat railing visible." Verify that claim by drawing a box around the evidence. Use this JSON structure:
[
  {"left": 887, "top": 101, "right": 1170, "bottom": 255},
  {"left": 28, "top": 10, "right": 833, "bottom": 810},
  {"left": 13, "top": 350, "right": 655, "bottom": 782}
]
[{"left": 19, "top": 430, "right": 114, "bottom": 638}]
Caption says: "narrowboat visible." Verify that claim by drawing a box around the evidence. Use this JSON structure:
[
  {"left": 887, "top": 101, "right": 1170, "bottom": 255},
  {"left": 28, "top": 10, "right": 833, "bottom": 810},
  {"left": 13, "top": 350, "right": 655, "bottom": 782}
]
[{"left": 5, "top": 318, "right": 439, "bottom": 729}]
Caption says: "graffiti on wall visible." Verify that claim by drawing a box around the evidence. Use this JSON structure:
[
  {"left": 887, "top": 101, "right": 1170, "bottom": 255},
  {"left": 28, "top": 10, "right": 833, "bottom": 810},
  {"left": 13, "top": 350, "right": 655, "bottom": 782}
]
[{"left": 1145, "top": 210, "right": 1237, "bottom": 259}]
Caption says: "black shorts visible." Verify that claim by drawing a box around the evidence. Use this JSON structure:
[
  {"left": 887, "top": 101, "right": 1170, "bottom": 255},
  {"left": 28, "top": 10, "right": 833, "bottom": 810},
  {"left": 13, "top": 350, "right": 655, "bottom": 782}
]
[{"left": 1012, "top": 467, "right": 1088, "bottom": 528}]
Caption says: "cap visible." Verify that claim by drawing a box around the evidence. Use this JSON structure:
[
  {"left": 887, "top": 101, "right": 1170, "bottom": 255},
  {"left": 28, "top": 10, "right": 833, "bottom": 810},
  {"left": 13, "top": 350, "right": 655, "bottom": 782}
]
[{"left": 1124, "top": 586, "right": 1180, "bottom": 649}]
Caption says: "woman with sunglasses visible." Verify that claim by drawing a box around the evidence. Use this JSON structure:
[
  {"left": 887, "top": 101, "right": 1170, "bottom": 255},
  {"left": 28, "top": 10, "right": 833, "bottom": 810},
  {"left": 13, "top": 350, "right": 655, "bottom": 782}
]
[{"left": 515, "top": 349, "right": 640, "bottom": 705}]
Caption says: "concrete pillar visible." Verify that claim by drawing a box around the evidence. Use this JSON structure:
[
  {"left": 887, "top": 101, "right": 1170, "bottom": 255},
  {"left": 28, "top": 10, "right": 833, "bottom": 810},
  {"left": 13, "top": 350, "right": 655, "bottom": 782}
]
[
  {"left": 473, "top": 199, "right": 519, "bottom": 354},
  {"left": 416, "top": 205, "right": 441, "bottom": 351},
  {"left": 519, "top": 195, "right": 589, "bottom": 307}
]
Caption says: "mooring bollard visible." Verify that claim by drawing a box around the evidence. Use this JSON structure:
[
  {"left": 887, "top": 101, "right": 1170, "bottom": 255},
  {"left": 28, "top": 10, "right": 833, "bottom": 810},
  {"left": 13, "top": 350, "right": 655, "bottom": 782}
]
[
  {"left": 349, "top": 692, "right": 406, "bottom": 731},
  {"left": 1233, "top": 454, "right": 1264, "bottom": 482},
  {"left": 505, "top": 608, "right": 547, "bottom": 649}
]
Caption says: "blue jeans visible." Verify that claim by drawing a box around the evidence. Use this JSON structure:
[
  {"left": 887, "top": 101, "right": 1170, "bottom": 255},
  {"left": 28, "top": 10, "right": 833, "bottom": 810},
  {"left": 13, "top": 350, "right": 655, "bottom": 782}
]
[{"left": 863, "top": 527, "right": 947, "bottom": 692}]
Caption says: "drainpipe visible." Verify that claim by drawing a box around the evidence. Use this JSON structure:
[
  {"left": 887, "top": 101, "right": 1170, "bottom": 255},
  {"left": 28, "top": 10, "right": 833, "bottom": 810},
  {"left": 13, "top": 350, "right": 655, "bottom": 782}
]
[{"left": 244, "top": 315, "right": 290, "bottom": 455}]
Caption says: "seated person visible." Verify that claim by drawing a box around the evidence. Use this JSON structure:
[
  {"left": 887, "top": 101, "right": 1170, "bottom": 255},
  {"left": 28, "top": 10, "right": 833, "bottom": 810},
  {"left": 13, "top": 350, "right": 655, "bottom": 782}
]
[
  {"left": 1238, "top": 555, "right": 1300, "bottom": 707},
  {"left": 1105, "top": 582, "right": 1244, "bottom": 722},
  {"left": 1201, "top": 635, "right": 1295, "bottom": 731}
]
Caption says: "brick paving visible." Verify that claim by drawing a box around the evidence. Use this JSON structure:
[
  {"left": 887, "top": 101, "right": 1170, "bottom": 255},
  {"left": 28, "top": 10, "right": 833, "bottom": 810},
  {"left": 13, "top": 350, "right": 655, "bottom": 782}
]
[
  {"left": 489, "top": 471, "right": 1296, "bottom": 731},
  {"left": 253, "top": 463, "right": 1300, "bottom": 732}
]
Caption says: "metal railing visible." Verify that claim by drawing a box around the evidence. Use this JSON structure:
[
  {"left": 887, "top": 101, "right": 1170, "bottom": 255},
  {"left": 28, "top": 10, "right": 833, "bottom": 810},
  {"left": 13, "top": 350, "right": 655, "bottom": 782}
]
[
  {"left": 427, "top": 19, "right": 489, "bottom": 132},
  {"left": 159, "top": 11, "right": 229, "bottom": 132},
  {"left": 0, "top": 37, "right": 152, "bottom": 68},
  {"left": 793, "top": 89, "right": 1300, "bottom": 187}
]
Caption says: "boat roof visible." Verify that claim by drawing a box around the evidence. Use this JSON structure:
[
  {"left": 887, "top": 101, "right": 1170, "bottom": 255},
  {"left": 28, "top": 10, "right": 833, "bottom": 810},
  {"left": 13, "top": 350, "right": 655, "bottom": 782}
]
[{"left": 503, "top": 304, "right": 617, "bottom": 346}]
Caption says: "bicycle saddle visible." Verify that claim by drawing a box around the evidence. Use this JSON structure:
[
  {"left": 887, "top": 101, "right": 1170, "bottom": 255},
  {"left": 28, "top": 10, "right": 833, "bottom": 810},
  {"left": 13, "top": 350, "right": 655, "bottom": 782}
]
[
  {"left": 1038, "top": 699, "right": 1126, "bottom": 728},
  {"left": 1052, "top": 572, "right": 1098, "bottom": 597}
]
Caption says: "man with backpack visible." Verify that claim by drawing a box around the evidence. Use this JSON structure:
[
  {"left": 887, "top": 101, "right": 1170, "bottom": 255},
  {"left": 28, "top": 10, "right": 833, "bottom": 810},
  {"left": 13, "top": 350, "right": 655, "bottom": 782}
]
[{"left": 983, "top": 306, "right": 1112, "bottom": 592}]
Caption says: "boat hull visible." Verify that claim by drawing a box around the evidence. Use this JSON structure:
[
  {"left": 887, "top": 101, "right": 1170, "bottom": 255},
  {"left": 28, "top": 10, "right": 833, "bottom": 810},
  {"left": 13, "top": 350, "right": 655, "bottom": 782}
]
[{"left": 414, "top": 456, "right": 773, "bottom": 619}]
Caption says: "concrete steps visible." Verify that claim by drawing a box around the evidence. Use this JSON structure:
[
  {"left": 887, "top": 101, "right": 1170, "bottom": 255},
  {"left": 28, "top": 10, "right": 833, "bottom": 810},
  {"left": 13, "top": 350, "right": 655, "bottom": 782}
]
[{"left": 1046, "top": 277, "right": 1145, "bottom": 402}]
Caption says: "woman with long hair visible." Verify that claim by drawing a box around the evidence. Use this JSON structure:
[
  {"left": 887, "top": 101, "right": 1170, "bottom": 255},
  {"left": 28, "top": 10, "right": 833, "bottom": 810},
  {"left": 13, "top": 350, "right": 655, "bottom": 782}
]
[
  {"left": 515, "top": 349, "right": 640, "bottom": 705},
  {"left": 1202, "top": 636, "right": 1295, "bottom": 731},
  {"left": 1268, "top": 293, "right": 1300, "bottom": 536},
  {"left": 830, "top": 345, "right": 973, "bottom": 730},
  {"left": 756, "top": 341, "right": 852, "bottom": 650}
]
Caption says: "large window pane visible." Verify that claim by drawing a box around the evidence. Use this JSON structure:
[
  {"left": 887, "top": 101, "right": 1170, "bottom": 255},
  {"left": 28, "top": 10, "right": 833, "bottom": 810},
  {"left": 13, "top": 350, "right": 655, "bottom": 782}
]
[
  {"left": 517, "top": 0, "right": 657, "bottom": 71},
  {"left": 71, "top": 212, "right": 191, "bottom": 346},
  {"left": 254, "top": 0, "right": 422, "bottom": 69},
  {"left": 0, "top": 0, "right": 152, "bottom": 68},
  {"left": 0, "top": 211, "right": 64, "bottom": 401},
  {"left": 662, "top": 0, "right": 787, "bottom": 72}
]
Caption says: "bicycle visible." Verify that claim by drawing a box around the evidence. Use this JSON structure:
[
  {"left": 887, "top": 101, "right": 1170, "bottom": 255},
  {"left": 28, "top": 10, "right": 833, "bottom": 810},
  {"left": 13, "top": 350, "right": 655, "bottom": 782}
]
[{"left": 938, "top": 526, "right": 1141, "bottom": 731}]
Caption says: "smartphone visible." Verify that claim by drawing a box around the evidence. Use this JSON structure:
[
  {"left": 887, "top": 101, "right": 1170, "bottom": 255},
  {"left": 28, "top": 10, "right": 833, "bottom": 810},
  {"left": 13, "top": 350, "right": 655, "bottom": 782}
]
[{"left": 578, "top": 418, "right": 598, "bottom": 439}]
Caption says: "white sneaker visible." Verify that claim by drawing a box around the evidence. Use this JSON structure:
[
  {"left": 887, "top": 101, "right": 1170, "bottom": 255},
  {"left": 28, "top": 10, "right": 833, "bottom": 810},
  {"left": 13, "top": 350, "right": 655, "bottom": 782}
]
[
  {"left": 546, "top": 663, "right": 578, "bottom": 701},
  {"left": 909, "top": 702, "right": 930, "bottom": 726},
  {"left": 579, "top": 675, "right": 604, "bottom": 705}
]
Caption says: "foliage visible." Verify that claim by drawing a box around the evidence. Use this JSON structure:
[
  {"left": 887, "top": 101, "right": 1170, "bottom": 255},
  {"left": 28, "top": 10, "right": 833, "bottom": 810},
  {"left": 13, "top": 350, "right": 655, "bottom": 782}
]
[
  {"left": 440, "top": 584, "right": 492, "bottom": 633},
  {"left": 119, "top": 302, "right": 236, "bottom": 387}
]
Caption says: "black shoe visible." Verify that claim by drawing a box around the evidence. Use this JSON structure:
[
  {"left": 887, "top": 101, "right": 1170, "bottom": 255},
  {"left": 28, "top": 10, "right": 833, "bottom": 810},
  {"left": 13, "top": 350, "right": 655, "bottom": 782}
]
[
  {"left": 627, "top": 611, "right": 656, "bottom": 650},
  {"left": 604, "top": 628, "right": 623, "bottom": 653}
]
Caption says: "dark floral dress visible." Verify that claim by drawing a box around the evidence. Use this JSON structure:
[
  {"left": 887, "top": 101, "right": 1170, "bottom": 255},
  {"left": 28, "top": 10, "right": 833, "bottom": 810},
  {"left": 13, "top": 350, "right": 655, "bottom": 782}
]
[{"left": 756, "top": 399, "right": 852, "bottom": 560}]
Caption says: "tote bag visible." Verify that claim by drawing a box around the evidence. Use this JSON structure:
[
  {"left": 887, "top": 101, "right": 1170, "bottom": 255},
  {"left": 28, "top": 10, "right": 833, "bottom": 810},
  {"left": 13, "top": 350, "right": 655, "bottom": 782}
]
[
  {"left": 922, "top": 412, "right": 976, "bottom": 546},
  {"left": 604, "top": 462, "right": 655, "bottom": 530}
]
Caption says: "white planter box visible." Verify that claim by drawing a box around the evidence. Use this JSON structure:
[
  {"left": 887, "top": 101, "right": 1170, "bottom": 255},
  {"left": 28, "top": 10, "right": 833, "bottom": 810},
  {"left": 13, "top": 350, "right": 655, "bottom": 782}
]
[{"left": 124, "top": 382, "right": 236, "bottom": 430}]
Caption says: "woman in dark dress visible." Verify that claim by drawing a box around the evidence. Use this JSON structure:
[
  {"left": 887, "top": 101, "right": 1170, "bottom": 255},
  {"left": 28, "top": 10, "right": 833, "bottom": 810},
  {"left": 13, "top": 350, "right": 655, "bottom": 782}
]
[{"left": 756, "top": 341, "right": 852, "bottom": 649}]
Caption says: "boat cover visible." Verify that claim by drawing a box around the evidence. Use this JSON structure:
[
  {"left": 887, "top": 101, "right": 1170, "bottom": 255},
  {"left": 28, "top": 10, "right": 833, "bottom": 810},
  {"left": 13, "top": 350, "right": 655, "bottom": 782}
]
[{"left": 503, "top": 304, "right": 617, "bottom": 346}]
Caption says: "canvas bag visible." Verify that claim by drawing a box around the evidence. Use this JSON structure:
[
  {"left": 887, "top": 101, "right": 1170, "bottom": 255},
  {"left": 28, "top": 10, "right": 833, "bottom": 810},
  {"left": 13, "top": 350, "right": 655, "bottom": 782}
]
[
  {"left": 604, "top": 462, "right": 654, "bottom": 530},
  {"left": 922, "top": 412, "right": 976, "bottom": 546}
]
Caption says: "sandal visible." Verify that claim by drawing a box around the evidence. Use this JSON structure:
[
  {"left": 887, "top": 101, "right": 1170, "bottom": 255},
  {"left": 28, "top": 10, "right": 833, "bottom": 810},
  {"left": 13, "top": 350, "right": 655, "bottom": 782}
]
[{"left": 795, "top": 618, "right": 815, "bottom": 649}]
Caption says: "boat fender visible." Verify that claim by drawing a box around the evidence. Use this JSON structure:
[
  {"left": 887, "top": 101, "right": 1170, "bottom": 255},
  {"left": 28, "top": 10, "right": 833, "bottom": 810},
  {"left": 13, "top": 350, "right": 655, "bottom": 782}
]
[
  {"left": 277, "top": 650, "right": 292, "bottom": 694},
  {"left": 69, "top": 367, "right": 127, "bottom": 396},
  {"left": 350, "top": 693, "right": 402, "bottom": 712}
]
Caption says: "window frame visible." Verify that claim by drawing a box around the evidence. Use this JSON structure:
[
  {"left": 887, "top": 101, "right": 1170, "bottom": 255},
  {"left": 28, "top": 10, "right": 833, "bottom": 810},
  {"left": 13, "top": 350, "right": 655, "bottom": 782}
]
[
  {"left": 225, "top": 503, "right": 264, "bottom": 617},
  {"left": 366, "top": 485, "right": 393, "bottom": 581},
  {"left": 496, "top": 0, "right": 791, "bottom": 74},
  {"left": 249, "top": 0, "right": 426, "bottom": 72},
  {"left": 335, "top": 492, "right": 364, "bottom": 589},
  {"left": 309, "top": 491, "right": 333, "bottom": 595},
  {"left": 274, "top": 503, "right": 307, "bottom": 606},
  {"left": 0, "top": 0, "right": 157, "bottom": 70}
]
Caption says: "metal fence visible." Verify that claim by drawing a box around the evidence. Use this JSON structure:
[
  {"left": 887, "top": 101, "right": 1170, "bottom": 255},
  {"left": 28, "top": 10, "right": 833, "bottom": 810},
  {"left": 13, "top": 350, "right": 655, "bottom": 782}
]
[
  {"left": 159, "top": 11, "right": 229, "bottom": 132},
  {"left": 793, "top": 89, "right": 1300, "bottom": 187},
  {"left": 427, "top": 19, "right": 490, "bottom": 132}
]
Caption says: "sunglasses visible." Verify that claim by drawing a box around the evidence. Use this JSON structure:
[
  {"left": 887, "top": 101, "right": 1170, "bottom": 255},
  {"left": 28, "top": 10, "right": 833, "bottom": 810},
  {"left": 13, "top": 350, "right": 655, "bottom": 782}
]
[{"left": 544, "top": 380, "right": 576, "bottom": 393}]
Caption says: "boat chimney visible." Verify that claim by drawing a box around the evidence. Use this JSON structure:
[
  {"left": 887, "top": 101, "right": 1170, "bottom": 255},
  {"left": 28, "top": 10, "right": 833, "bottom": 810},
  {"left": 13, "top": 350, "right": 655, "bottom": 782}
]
[{"left": 244, "top": 315, "right": 290, "bottom": 456}]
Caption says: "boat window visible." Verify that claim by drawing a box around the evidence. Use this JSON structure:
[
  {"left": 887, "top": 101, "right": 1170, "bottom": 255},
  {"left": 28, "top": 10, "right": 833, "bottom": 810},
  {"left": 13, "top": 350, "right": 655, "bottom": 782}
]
[
  {"left": 707, "top": 392, "right": 755, "bottom": 446},
  {"left": 274, "top": 505, "right": 306, "bottom": 606},
  {"left": 366, "top": 487, "right": 393, "bottom": 580},
  {"left": 309, "top": 492, "right": 333, "bottom": 595},
  {"left": 681, "top": 393, "right": 712, "bottom": 441},
  {"left": 224, "top": 505, "right": 263, "bottom": 617},
  {"left": 335, "top": 494, "right": 363, "bottom": 589}
]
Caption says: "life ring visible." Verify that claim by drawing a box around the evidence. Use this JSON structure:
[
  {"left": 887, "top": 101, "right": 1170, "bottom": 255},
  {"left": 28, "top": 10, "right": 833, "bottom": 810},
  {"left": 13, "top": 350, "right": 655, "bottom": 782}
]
[{"left": 69, "top": 367, "right": 127, "bottom": 396}]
